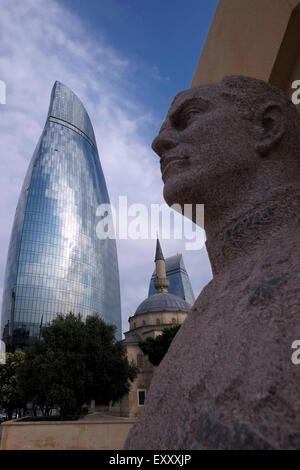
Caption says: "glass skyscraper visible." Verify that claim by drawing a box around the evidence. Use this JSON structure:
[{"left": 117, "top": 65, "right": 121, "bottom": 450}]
[
  {"left": 1, "top": 81, "right": 121, "bottom": 348},
  {"left": 148, "top": 254, "right": 195, "bottom": 305}
]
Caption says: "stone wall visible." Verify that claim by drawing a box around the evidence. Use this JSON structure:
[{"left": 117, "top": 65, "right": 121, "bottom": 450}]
[{"left": 0, "top": 419, "right": 136, "bottom": 450}]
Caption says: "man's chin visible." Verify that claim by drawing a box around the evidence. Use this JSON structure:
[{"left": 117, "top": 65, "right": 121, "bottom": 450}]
[{"left": 163, "top": 179, "right": 197, "bottom": 208}]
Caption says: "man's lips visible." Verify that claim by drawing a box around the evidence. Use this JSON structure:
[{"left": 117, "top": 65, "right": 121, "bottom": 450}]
[{"left": 160, "top": 155, "right": 189, "bottom": 179}]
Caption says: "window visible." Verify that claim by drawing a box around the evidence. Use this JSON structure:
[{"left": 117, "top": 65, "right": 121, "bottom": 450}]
[
  {"left": 156, "top": 318, "right": 160, "bottom": 325},
  {"left": 172, "top": 318, "right": 176, "bottom": 324},
  {"left": 137, "top": 389, "right": 146, "bottom": 406}
]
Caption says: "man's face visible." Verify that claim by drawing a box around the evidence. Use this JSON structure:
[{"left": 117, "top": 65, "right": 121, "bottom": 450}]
[{"left": 152, "top": 85, "right": 254, "bottom": 208}]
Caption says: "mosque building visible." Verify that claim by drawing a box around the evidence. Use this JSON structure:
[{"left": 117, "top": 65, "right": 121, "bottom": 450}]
[{"left": 111, "top": 239, "right": 193, "bottom": 418}]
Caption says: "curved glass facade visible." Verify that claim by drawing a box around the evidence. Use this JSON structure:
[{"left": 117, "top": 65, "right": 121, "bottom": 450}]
[
  {"left": 148, "top": 254, "right": 195, "bottom": 305},
  {"left": 1, "top": 81, "right": 121, "bottom": 348}
]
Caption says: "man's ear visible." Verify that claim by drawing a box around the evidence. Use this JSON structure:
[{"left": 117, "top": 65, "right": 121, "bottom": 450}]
[{"left": 254, "top": 102, "right": 285, "bottom": 156}]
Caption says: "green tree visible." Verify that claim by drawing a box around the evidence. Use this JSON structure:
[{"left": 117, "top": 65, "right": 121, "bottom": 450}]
[
  {"left": 18, "top": 313, "right": 137, "bottom": 419},
  {"left": 139, "top": 325, "right": 181, "bottom": 366},
  {"left": 18, "top": 325, "right": 85, "bottom": 418},
  {"left": 0, "top": 351, "right": 25, "bottom": 419},
  {"left": 85, "top": 315, "right": 137, "bottom": 406}
]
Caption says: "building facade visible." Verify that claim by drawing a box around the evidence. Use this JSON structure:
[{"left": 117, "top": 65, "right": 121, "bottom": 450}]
[
  {"left": 192, "top": 0, "right": 300, "bottom": 113},
  {"left": 1, "top": 81, "right": 121, "bottom": 348}
]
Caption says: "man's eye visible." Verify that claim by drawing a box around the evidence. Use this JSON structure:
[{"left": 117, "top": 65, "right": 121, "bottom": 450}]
[
  {"left": 170, "top": 98, "right": 209, "bottom": 130},
  {"left": 185, "top": 109, "right": 199, "bottom": 120},
  {"left": 173, "top": 108, "right": 199, "bottom": 130}
]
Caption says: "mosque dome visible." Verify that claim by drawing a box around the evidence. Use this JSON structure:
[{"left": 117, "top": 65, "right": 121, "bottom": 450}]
[{"left": 135, "top": 292, "right": 191, "bottom": 315}]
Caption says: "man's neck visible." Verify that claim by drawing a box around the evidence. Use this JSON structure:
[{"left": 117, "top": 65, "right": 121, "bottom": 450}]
[{"left": 204, "top": 183, "right": 300, "bottom": 276}]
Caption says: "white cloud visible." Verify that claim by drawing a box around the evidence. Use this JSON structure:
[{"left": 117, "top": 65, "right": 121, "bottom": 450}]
[{"left": 0, "top": 0, "right": 212, "bottom": 337}]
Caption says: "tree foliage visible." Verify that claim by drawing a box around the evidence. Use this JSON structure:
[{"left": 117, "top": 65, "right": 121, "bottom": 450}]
[
  {"left": 85, "top": 315, "right": 137, "bottom": 406},
  {"left": 139, "top": 325, "right": 181, "bottom": 366},
  {"left": 0, "top": 351, "right": 25, "bottom": 418},
  {"left": 18, "top": 313, "right": 137, "bottom": 419}
]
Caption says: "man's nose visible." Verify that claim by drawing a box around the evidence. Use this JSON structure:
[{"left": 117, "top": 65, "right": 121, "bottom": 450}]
[{"left": 152, "top": 134, "right": 177, "bottom": 157}]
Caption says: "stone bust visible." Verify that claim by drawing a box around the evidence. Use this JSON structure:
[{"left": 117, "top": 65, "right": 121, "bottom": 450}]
[{"left": 126, "top": 76, "right": 300, "bottom": 449}]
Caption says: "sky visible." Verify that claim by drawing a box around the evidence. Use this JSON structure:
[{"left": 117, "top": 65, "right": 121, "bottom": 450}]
[{"left": 0, "top": 0, "right": 218, "bottom": 335}]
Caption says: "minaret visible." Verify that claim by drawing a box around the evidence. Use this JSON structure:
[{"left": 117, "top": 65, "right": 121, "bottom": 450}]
[{"left": 154, "top": 238, "right": 170, "bottom": 293}]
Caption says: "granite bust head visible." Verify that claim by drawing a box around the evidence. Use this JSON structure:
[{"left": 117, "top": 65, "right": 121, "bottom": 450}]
[
  {"left": 126, "top": 77, "right": 300, "bottom": 451},
  {"left": 152, "top": 76, "right": 300, "bottom": 224}
]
